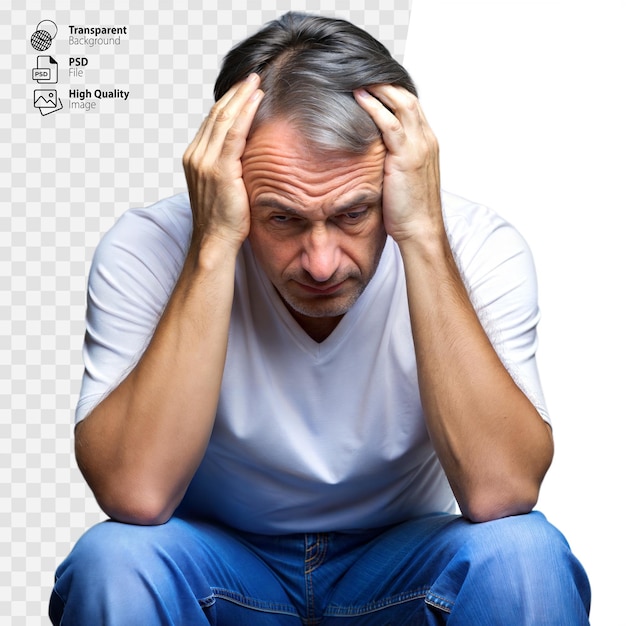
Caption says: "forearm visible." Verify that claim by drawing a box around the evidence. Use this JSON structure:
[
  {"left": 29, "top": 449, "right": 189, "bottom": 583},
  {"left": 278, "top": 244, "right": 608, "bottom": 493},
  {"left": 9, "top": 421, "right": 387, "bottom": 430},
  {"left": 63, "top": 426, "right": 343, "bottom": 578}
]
[
  {"left": 75, "top": 236, "right": 238, "bottom": 525},
  {"left": 399, "top": 225, "right": 553, "bottom": 522},
  {"left": 76, "top": 76, "right": 263, "bottom": 525},
  {"left": 353, "top": 83, "right": 553, "bottom": 520}
]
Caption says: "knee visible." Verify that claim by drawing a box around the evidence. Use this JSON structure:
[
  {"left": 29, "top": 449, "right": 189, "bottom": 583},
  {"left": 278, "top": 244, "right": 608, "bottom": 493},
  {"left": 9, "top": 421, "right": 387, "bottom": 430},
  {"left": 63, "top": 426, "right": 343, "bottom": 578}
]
[
  {"left": 427, "top": 513, "right": 591, "bottom": 623},
  {"left": 466, "top": 511, "right": 575, "bottom": 570},
  {"left": 60, "top": 520, "right": 166, "bottom": 579},
  {"left": 457, "top": 511, "right": 590, "bottom": 603},
  {"left": 51, "top": 519, "right": 193, "bottom": 625},
  {"left": 49, "top": 519, "right": 208, "bottom": 624},
  {"left": 53, "top": 518, "right": 189, "bottom": 600}
]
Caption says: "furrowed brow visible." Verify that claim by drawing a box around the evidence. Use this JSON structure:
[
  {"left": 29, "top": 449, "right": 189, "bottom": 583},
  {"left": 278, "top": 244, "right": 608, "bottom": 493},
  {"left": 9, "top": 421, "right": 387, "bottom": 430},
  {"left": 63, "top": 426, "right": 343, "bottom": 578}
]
[
  {"left": 253, "top": 192, "right": 380, "bottom": 216},
  {"left": 333, "top": 193, "right": 380, "bottom": 214},
  {"left": 253, "top": 198, "right": 302, "bottom": 215}
]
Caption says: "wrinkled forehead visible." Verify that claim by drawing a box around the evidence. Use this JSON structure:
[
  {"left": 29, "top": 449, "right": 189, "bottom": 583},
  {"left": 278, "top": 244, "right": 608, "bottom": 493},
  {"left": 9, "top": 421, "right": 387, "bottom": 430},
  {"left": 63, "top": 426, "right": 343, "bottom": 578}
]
[{"left": 242, "top": 119, "right": 386, "bottom": 209}]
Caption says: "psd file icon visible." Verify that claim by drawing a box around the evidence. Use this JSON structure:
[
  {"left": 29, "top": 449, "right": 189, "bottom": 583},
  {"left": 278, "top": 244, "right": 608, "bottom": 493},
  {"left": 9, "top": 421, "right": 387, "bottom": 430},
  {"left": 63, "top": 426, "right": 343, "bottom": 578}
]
[
  {"left": 32, "top": 55, "right": 58, "bottom": 84},
  {"left": 34, "top": 89, "right": 63, "bottom": 116}
]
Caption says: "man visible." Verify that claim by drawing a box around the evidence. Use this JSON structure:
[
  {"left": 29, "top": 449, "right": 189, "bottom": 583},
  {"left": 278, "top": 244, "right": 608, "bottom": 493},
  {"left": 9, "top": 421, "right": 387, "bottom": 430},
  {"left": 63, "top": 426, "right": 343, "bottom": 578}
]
[{"left": 50, "top": 12, "right": 590, "bottom": 625}]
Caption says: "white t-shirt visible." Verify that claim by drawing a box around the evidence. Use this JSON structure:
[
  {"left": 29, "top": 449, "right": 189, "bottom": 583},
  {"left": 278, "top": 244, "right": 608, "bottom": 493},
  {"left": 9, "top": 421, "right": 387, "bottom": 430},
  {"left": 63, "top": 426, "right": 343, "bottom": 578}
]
[{"left": 76, "top": 191, "right": 549, "bottom": 533}]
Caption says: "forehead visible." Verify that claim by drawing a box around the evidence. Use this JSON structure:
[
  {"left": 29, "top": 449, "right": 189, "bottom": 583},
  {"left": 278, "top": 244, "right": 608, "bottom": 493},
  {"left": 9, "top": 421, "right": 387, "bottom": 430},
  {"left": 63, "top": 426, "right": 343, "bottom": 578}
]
[{"left": 242, "top": 120, "right": 386, "bottom": 211}]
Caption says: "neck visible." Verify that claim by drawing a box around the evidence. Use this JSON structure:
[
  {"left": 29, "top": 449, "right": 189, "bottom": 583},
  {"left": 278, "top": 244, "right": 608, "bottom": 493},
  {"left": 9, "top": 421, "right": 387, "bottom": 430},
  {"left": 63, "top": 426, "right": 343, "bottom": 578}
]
[{"left": 284, "top": 303, "right": 343, "bottom": 343}]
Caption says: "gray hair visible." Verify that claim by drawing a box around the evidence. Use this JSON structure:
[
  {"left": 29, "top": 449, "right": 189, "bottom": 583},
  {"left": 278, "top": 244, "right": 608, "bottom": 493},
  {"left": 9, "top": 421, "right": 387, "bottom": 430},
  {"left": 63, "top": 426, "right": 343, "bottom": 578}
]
[{"left": 214, "top": 12, "right": 417, "bottom": 154}]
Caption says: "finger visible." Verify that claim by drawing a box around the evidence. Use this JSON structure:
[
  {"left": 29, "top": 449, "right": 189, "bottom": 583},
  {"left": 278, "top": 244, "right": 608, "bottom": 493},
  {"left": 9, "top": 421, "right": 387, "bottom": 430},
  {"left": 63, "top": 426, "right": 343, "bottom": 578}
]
[
  {"left": 199, "top": 74, "right": 262, "bottom": 151},
  {"left": 183, "top": 114, "right": 211, "bottom": 165},
  {"left": 362, "top": 84, "right": 410, "bottom": 112},
  {"left": 186, "top": 74, "right": 261, "bottom": 163},
  {"left": 184, "top": 80, "right": 243, "bottom": 158},
  {"left": 219, "top": 87, "right": 264, "bottom": 160},
  {"left": 355, "top": 86, "right": 437, "bottom": 155},
  {"left": 363, "top": 85, "right": 425, "bottom": 132},
  {"left": 369, "top": 85, "right": 437, "bottom": 144},
  {"left": 354, "top": 87, "right": 410, "bottom": 154}
]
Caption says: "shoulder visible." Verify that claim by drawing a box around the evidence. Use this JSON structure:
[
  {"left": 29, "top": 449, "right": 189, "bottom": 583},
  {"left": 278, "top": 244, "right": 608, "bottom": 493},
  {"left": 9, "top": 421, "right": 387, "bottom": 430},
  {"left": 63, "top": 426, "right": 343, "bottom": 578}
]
[
  {"left": 441, "top": 190, "right": 536, "bottom": 287},
  {"left": 98, "top": 192, "right": 192, "bottom": 261},
  {"left": 442, "top": 190, "right": 527, "bottom": 251},
  {"left": 91, "top": 193, "right": 192, "bottom": 301}
]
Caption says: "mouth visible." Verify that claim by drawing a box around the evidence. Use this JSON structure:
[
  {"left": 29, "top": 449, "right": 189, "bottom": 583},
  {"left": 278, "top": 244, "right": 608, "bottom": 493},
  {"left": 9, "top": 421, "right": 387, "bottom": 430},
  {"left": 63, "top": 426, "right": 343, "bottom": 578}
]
[{"left": 295, "top": 280, "right": 346, "bottom": 296}]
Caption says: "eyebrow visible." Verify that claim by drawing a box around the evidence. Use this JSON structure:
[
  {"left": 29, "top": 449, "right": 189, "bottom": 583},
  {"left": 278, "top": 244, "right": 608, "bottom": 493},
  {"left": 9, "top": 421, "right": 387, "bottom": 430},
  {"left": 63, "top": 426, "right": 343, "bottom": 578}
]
[{"left": 253, "top": 193, "right": 381, "bottom": 216}]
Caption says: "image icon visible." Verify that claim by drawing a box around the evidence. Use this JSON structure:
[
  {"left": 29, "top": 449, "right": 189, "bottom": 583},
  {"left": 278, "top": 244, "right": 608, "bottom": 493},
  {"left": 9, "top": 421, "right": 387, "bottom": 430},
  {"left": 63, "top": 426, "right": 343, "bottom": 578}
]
[
  {"left": 30, "top": 20, "right": 58, "bottom": 51},
  {"left": 33, "top": 89, "right": 63, "bottom": 116},
  {"left": 32, "top": 55, "right": 58, "bottom": 84}
]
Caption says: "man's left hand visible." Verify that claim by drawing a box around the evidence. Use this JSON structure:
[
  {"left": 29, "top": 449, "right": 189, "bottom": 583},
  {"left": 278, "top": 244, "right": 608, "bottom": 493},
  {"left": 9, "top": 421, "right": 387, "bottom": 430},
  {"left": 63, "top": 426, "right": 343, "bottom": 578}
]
[{"left": 354, "top": 85, "right": 443, "bottom": 244}]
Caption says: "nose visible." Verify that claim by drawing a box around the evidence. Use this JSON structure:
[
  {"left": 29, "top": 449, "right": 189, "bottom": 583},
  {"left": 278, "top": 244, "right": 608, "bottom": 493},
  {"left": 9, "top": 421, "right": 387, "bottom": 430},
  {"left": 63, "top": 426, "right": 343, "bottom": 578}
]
[{"left": 301, "top": 224, "right": 341, "bottom": 283}]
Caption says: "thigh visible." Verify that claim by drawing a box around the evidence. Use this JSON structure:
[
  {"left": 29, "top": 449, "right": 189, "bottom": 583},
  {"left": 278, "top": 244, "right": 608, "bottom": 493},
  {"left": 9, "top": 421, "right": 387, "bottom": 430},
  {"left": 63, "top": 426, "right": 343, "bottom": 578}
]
[
  {"left": 323, "top": 513, "right": 459, "bottom": 624},
  {"left": 51, "top": 517, "right": 302, "bottom": 625},
  {"left": 322, "top": 512, "right": 590, "bottom": 625}
]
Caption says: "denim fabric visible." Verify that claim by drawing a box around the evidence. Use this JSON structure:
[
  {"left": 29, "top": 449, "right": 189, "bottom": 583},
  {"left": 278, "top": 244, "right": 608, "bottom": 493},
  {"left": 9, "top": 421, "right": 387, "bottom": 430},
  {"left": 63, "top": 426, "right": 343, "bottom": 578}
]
[{"left": 50, "top": 511, "right": 590, "bottom": 625}]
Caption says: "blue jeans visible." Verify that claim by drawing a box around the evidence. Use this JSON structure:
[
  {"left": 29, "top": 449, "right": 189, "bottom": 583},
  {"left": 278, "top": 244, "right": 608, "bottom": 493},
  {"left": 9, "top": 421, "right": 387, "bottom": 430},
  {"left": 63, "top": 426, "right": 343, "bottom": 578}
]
[{"left": 50, "top": 511, "right": 590, "bottom": 625}]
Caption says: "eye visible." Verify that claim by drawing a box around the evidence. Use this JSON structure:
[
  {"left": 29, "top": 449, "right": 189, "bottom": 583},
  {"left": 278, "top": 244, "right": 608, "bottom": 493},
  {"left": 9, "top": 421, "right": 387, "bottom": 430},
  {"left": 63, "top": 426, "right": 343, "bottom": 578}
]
[
  {"left": 269, "top": 214, "right": 303, "bottom": 228},
  {"left": 270, "top": 214, "right": 298, "bottom": 224},
  {"left": 341, "top": 207, "right": 368, "bottom": 222}
]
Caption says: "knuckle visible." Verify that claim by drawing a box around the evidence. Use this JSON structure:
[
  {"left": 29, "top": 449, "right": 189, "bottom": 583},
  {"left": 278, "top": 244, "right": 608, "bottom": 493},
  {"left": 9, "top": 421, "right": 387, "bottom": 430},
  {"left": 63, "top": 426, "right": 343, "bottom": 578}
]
[
  {"left": 211, "top": 105, "right": 232, "bottom": 124},
  {"left": 182, "top": 147, "right": 194, "bottom": 166},
  {"left": 405, "top": 95, "right": 419, "bottom": 113},
  {"left": 428, "top": 133, "right": 440, "bottom": 152},
  {"left": 224, "top": 125, "right": 242, "bottom": 143},
  {"left": 186, "top": 152, "right": 212, "bottom": 176},
  {"left": 389, "top": 119, "right": 404, "bottom": 136},
  {"left": 186, "top": 151, "right": 201, "bottom": 169}
]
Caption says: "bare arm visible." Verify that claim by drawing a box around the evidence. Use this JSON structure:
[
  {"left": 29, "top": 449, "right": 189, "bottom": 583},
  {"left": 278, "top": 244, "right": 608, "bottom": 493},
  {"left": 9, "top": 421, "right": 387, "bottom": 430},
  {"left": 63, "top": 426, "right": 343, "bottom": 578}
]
[
  {"left": 355, "top": 86, "right": 553, "bottom": 522},
  {"left": 75, "top": 75, "right": 264, "bottom": 525}
]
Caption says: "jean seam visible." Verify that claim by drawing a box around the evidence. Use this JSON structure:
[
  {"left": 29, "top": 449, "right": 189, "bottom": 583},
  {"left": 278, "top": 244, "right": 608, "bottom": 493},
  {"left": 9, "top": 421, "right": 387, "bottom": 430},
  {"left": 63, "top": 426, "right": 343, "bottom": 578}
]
[
  {"left": 425, "top": 590, "right": 454, "bottom": 614},
  {"left": 207, "top": 587, "right": 299, "bottom": 616},
  {"left": 325, "top": 587, "right": 430, "bottom": 617},
  {"left": 305, "top": 533, "right": 328, "bottom": 573},
  {"left": 305, "top": 533, "right": 328, "bottom": 622}
]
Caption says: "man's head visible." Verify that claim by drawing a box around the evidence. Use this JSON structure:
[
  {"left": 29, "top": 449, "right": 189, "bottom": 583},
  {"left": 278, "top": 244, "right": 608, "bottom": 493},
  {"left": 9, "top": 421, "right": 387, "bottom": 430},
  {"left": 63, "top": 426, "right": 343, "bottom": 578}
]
[{"left": 215, "top": 13, "right": 415, "bottom": 337}]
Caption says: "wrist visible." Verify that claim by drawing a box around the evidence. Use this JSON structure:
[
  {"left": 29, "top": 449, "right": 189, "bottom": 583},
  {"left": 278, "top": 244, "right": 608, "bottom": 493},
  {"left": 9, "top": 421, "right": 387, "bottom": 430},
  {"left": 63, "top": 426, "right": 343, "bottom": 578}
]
[
  {"left": 188, "top": 230, "right": 242, "bottom": 273},
  {"left": 395, "top": 221, "right": 462, "bottom": 286},
  {"left": 392, "top": 217, "right": 448, "bottom": 254},
  {"left": 385, "top": 191, "right": 446, "bottom": 246}
]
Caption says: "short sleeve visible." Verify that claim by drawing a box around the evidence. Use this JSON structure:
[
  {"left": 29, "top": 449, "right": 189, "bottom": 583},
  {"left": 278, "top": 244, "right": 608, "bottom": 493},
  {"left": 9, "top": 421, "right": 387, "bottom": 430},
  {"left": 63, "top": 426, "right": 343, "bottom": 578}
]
[
  {"left": 444, "top": 192, "right": 549, "bottom": 423},
  {"left": 75, "top": 194, "right": 192, "bottom": 423}
]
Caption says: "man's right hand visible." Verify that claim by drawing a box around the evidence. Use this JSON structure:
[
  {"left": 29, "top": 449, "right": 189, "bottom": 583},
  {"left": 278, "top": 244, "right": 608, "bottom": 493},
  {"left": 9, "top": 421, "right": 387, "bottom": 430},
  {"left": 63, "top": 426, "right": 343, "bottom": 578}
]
[{"left": 182, "top": 73, "right": 264, "bottom": 253}]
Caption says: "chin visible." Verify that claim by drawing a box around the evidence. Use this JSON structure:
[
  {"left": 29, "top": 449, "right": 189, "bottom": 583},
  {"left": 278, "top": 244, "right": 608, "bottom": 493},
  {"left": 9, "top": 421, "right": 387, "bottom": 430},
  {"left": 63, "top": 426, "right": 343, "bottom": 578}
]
[{"left": 282, "top": 291, "right": 363, "bottom": 320}]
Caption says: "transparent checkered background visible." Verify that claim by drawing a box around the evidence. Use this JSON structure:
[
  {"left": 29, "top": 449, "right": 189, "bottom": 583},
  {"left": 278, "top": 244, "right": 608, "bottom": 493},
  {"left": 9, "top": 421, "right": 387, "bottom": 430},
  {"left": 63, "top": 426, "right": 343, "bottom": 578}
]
[{"left": 1, "top": 0, "right": 412, "bottom": 622}]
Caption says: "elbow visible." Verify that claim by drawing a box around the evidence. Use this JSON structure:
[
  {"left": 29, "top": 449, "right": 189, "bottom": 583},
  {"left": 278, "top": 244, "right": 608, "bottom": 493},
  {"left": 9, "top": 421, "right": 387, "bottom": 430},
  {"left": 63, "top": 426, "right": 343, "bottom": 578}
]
[
  {"left": 88, "top": 478, "right": 179, "bottom": 525},
  {"left": 97, "top": 494, "right": 176, "bottom": 526},
  {"left": 85, "top": 465, "right": 181, "bottom": 526},
  {"left": 458, "top": 480, "right": 541, "bottom": 524},
  {"left": 77, "top": 456, "right": 179, "bottom": 526},
  {"left": 461, "top": 495, "right": 539, "bottom": 524},
  {"left": 75, "top": 423, "right": 181, "bottom": 526},
  {"left": 459, "top": 426, "right": 554, "bottom": 523}
]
